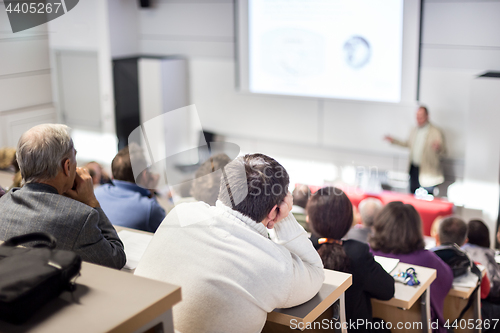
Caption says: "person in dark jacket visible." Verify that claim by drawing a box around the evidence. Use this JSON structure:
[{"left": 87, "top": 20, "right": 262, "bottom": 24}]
[{"left": 307, "top": 186, "right": 395, "bottom": 332}]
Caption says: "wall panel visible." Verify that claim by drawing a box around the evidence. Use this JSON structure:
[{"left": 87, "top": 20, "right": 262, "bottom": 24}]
[
  {"left": 0, "top": 74, "right": 52, "bottom": 112},
  {"left": 0, "top": 105, "right": 56, "bottom": 148},
  {"left": 135, "top": 0, "right": 500, "bottom": 187},
  {"left": 421, "top": 46, "right": 500, "bottom": 70},
  {"left": 422, "top": 2, "right": 500, "bottom": 47},
  {"left": 190, "top": 59, "right": 320, "bottom": 145},
  {"left": 0, "top": 38, "right": 50, "bottom": 76},
  {"left": 140, "top": 3, "right": 233, "bottom": 38},
  {"left": 140, "top": 39, "right": 234, "bottom": 58},
  {"left": 322, "top": 100, "right": 415, "bottom": 154}
]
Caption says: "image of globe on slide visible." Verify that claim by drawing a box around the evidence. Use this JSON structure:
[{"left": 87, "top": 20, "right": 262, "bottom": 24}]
[{"left": 343, "top": 36, "right": 371, "bottom": 69}]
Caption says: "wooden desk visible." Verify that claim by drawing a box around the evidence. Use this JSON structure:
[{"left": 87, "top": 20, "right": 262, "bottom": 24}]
[
  {"left": 371, "top": 262, "right": 436, "bottom": 333},
  {"left": 443, "top": 268, "right": 486, "bottom": 333},
  {"left": 262, "top": 269, "right": 352, "bottom": 332},
  {"left": 0, "top": 262, "right": 181, "bottom": 333}
]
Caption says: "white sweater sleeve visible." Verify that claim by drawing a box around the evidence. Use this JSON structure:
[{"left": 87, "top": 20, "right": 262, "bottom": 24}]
[{"left": 273, "top": 213, "right": 325, "bottom": 308}]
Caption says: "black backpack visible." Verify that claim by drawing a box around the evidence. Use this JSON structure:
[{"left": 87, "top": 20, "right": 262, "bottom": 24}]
[
  {"left": 433, "top": 243, "right": 477, "bottom": 278},
  {"left": 432, "top": 244, "right": 482, "bottom": 323},
  {"left": 0, "top": 232, "right": 82, "bottom": 324}
]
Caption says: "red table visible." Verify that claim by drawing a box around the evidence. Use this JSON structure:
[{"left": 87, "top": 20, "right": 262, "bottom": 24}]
[
  {"left": 306, "top": 185, "right": 368, "bottom": 208},
  {"left": 302, "top": 185, "right": 454, "bottom": 236}
]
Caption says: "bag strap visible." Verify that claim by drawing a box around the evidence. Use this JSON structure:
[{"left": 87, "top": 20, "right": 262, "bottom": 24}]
[
  {"left": 3, "top": 232, "right": 57, "bottom": 249},
  {"left": 455, "top": 264, "right": 482, "bottom": 321}
]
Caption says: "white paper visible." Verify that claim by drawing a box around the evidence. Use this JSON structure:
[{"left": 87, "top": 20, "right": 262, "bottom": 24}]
[
  {"left": 118, "top": 230, "right": 154, "bottom": 270},
  {"left": 453, "top": 270, "right": 479, "bottom": 288},
  {"left": 374, "top": 256, "right": 399, "bottom": 274},
  {"left": 424, "top": 236, "right": 436, "bottom": 249}
]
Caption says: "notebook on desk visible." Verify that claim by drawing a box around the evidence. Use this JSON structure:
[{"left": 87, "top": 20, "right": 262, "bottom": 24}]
[
  {"left": 374, "top": 256, "right": 400, "bottom": 274},
  {"left": 118, "top": 230, "right": 153, "bottom": 270}
]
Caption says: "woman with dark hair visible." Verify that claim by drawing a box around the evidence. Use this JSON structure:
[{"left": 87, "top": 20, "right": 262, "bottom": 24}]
[
  {"left": 462, "top": 219, "right": 500, "bottom": 302},
  {"left": 307, "top": 187, "right": 394, "bottom": 332},
  {"left": 370, "top": 201, "right": 453, "bottom": 333}
]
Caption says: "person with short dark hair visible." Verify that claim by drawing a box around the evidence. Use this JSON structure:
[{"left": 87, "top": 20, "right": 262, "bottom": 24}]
[
  {"left": 434, "top": 217, "right": 492, "bottom": 304},
  {"left": 135, "top": 153, "right": 324, "bottom": 333},
  {"left": 190, "top": 153, "right": 231, "bottom": 206},
  {"left": 370, "top": 201, "right": 453, "bottom": 333},
  {"left": 94, "top": 143, "right": 166, "bottom": 232},
  {"left": 462, "top": 219, "right": 500, "bottom": 302},
  {"left": 0, "top": 124, "right": 125, "bottom": 269},
  {"left": 438, "top": 216, "right": 468, "bottom": 246},
  {"left": 307, "top": 187, "right": 394, "bottom": 332}
]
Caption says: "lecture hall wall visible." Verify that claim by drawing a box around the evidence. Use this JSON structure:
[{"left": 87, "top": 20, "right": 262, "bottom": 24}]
[
  {"left": 136, "top": 0, "right": 500, "bottom": 178},
  {"left": 1, "top": 0, "right": 500, "bottom": 182},
  {"left": 0, "top": 0, "right": 55, "bottom": 147}
]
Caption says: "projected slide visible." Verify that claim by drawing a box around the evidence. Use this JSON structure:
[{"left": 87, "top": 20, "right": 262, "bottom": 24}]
[{"left": 248, "top": 0, "right": 403, "bottom": 102}]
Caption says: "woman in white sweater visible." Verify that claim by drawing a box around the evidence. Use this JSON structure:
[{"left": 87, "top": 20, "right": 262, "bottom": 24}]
[{"left": 135, "top": 154, "right": 324, "bottom": 333}]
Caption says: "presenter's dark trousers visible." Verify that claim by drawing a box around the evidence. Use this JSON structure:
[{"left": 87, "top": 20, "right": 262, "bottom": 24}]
[
  {"left": 409, "top": 164, "right": 420, "bottom": 194},
  {"left": 410, "top": 164, "right": 436, "bottom": 195}
]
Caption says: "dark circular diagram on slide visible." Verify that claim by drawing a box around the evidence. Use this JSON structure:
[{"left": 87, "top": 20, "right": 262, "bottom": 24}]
[{"left": 343, "top": 36, "right": 371, "bottom": 69}]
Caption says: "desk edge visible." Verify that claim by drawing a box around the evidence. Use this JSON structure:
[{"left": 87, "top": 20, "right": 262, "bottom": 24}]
[
  {"left": 267, "top": 272, "right": 353, "bottom": 326},
  {"left": 108, "top": 286, "right": 182, "bottom": 333}
]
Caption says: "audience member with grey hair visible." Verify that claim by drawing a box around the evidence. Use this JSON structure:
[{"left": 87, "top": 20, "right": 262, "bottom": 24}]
[
  {"left": 291, "top": 184, "right": 311, "bottom": 230},
  {"left": 0, "top": 124, "right": 126, "bottom": 269},
  {"left": 292, "top": 184, "right": 311, "bottom": 213},
  {"left": 16, "top": 124, "right": 74, "bottom": 183},
  {"left": 170, "top": 180, "right": 197, "bottom": 206},
  {"left": 345, "top": 197, "right": 383, "bottom": 243}
]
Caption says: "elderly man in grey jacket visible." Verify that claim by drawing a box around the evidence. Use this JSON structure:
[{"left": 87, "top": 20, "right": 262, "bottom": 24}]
[{"left": 0, "top": 124, "right": 126, "bottom": 269}]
